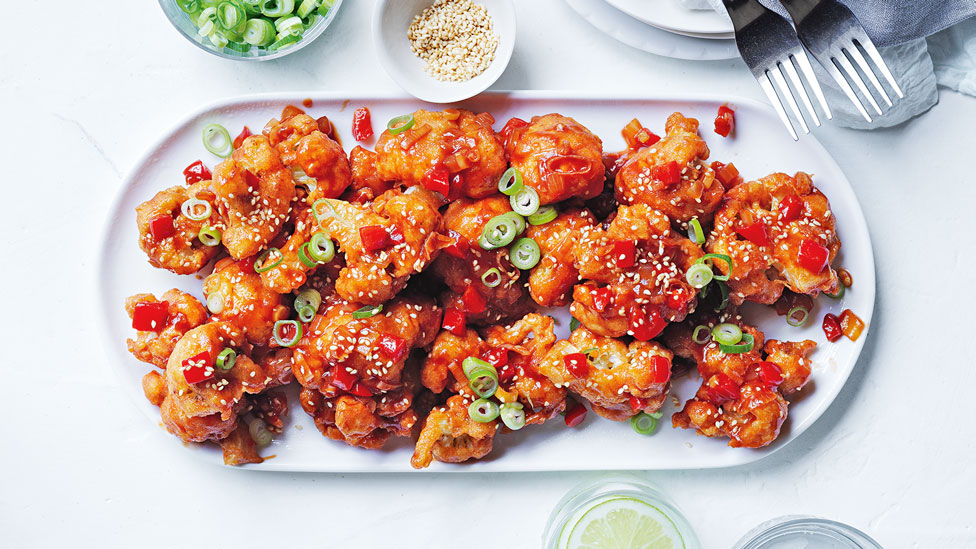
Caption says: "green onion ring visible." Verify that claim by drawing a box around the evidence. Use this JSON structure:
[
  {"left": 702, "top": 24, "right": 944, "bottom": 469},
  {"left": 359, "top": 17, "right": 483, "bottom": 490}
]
[
  {"left": 208, "top": 30, "right": 230, "bottom": 49},
  {"left": 243, "top": 18, "right": 275, "bottom": 46},
  {"left": 499, "top": 211, "right": 526, "bottom": 235},
  {"left": 268, "top": 33, "right": 300, "bottom": 50},
  {"left": 499, "top": 402, "right": 526, "bottom": 430},
  {"left": 177, "top": 0, "right": 202, "bottom": 15},
  {"left": 824, "top": 283, "right": 845, "bottom": 300},
  {"left": 481, "top": 268, "right": 502, "bottom": 288},
  {"left": 630, "top": 411, "right": 662, "bottom": 435},
  {"left": 688, "top": 218, "right": 705, "bottom": 245},
  {"left": 510, "top": 238, "right": 541, "bottom": 270},
  {"left": 685, "top": 263, "right": 714, "bottom": 289},
  {"left": 216, "top": 348, "right": 237, "bottom": 370},
  {"left": 528, "top": 206, "right": 558, "bottom": 226},
  {"left": 224, "top": 41, "right": 252, "bottom": 53},
  {"left": 692, "top": 325, "right": 711, "bottom": 345},
  {"left": 719, "top": 333, "right": 754, "bottom": 354},
  {"left": 254, "top": 248, "right": 283, "bottom": 273},
  {"left": 248, "top": 417, "right": 273, "bottom": 446},
  {"left": 294, "top": 287, "right": 322, "bottom": 315},
  {"left": 241, "top": 0, "right": 263, "bottom": 15},
  {"left": 198, "top": 225, "right": 222, "bottom": 247},
  {"left": 481, "top": 215, "right": 519, "bottom": 248},
  {"left": 196, "top": 7, "right": 218, "bottom": 36},
  {"left": 202, "top": 123, "right": 233, "bottom": 157},
  {"left": 261, "top": 0, "right": 295, "bottom": 18},
  {"left": 297, "top": 242, "right": 317, "bottom": 268},
  {"left": 181, "top": 198, "right": 212, "bottom": 221},
  {"left": 468, "top": 366, "right": 499, "bottom": 398},
  {"left": 317, "top": 0, "right": 334, "bottom": 15},
  {"left": 309, "top": 233, "right": 335, "bottom": 262},
  {"left": 478, "top": 234, "right": 501, "bottom": 251},
  {"left": 468, "top": 398, "right": 500, "bottom": 423},
  {"left": 386, "top": 114, "right": 415, "bottom": 135},
  {"left": 296, "top": 0, "right": 320, "bottom": 17},
  {"left": 498, "top": 167, "right": 524, "bottom": 196},
  {"left": 216, "top": 1, "right": 246, "bottom": 32},
  {"left": 580, "top": 347, "right": 598, "bottom": 355},
  {"left": 462, "top": 357, "right": 492, "bottom": 379},
  {"left": 787, "top": 306, "right": 809, "bottom": 327},
  {"left": 712, "top": 323, "right": 742, "bottom": 346},
  {"left": 272, "top": 320, "right": 302, "bottom": 347},
  {"left": 275, "top": 15, "right": 304, "bottom": 35},
  {"left": 712, "top": 280, "right": 730, "bottom": 312},
  {"left": 297, "top": 305, "right": 316, "bottom": 323},
  {"left": 352, "top": 304, "right": 382, "bottom": 319},
  {"left": 510, "top": 187, "right": 540, "bottom": 216},
  {"left": 696, "top": 253, "right": 733, "bottom": 281}
]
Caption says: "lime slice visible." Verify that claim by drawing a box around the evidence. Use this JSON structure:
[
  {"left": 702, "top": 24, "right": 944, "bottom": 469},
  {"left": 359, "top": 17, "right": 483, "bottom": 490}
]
[{"left": 565, "top": 497, "right": 685, "bottom": 549}]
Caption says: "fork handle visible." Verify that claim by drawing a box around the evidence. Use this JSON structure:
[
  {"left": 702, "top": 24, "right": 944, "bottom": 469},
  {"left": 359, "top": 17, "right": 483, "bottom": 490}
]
[
  {"left": 776, "top": 0, "right": 819, "bottom": 22},
  {"left": 721, "top": 0, "right": 773, "bottom": 32}
]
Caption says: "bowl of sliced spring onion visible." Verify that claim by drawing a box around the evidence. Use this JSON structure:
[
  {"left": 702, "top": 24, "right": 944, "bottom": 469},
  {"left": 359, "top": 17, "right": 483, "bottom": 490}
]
[{"left": 159, "top": 0, "right": 343, "bottom": 60}]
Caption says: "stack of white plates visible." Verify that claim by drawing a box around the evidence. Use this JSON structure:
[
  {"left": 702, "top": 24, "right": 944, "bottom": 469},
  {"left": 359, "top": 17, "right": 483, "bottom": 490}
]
[{"left": 566, "top": 0, "right": 739, "bottom": 61}]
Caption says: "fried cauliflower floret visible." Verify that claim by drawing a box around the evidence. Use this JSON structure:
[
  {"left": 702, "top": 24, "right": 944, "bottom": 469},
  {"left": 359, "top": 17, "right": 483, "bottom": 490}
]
[
  {"left": 203, "top": 257, "right": 290, "bottom": 345},
  {"left": 374, "top": 108, "right": 506, "bottom": 199},
  {"left": 348, "top": 145, "right": 395, "bottom": 202},
  {"left": 525, "top": 208, "right": 596, "bottom": 307},
  {"left": 264, "top": 111, "right": 351, "bottom": 202},
  {"left": 503, "top": 113, "right": 604, "bottom": 204},
  {"left": 571, "top": 203, "right": 704, "bottom": 338},
  {"left": 212, "top": 135, "right": 296, "bottom": 259},
  {"left": 254, "top": 202, "right": 322, "bottom": 294},
  {"left": 411, "top": 394, "right": 497, "bottom": 469},
  {"left": 316, "top": 188, "right": 451, "bottom": 305},
  {"left": 431, "top": 196, "right": 534, "bottom": 325},
  {"left": 126, "top": 289, "right": 209, "bottom": 368},
  {"left": 421, "top": 329, "right": 483, "bottom": 395},
  {"left": 708, "top": 172, "right": 841, "bottom": 305},
  {"left": 615, "top": 113, "right": 723, "bottom": 224},
  {"left": 135, "top": 182, "right": 221, "bottom": 274},
  {"left": 536, "top": 327, "right": 672, "bottom": 421}
]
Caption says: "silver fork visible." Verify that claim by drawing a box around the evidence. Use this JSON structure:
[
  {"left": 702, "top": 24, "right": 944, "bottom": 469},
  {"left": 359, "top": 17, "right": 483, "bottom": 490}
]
[
  {"left": 722, "top": 0, "right": 831, "bottom": 141},
  {"left": 778, "top": 0, "right": 904, "bottom": 123}
]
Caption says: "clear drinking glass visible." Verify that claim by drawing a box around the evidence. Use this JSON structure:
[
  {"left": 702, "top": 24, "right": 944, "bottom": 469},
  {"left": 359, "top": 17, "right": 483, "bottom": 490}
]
[{"left": 733, "top": 516, "right": 884, "bottom": 549}]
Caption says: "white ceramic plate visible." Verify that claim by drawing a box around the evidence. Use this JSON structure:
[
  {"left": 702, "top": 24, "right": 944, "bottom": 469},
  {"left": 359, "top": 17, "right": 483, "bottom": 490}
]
[
  {"left": 566, "top": 0, "right": 738, "bottom": 61},
  {"left": 98, "top": 91, "right": 875, "bottom": 472},
  {"left": 605, "top": 0, "right": 734, "bottom": 37}
]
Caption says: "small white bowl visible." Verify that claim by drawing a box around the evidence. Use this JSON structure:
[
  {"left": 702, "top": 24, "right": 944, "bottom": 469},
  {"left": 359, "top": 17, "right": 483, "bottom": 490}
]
[{"left": 373, "top": 0, "right": 516, "bottom": 103}]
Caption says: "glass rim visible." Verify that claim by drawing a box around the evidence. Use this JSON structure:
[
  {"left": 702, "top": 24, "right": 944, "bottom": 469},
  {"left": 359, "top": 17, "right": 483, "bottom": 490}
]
[{"left": 734, "top": 515, "right": 884, "bottom": 549}]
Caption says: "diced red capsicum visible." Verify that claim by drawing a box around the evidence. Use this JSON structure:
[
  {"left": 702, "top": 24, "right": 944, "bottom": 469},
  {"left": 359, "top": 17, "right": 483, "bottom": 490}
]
[
  {"left": 591, "top": 286, "right": 613, "bottom": 312},
  {"left": 822, "top": 313, "right": 843, "bottom": 342},
  {"left": 650, "top": 161, "right": 681, "bottom": 186},
  {"left": 377, "top": 333, "right": 407, "bottom": 362},
  {"left": 564, "top": 401, "right": 587, "bottom": 427},
  {"left": 132, "top": 301, "right": 170, "bottom": 332},
  {"left": 736, "top": 221, "right": 770, "bottom": 246},
  {"left": 798, "top": 238, "right": 830, "bottom": 274},
  {"left": 564, "top": 353, "right": 589, "bottom": 378},
  {"left": 182, "top": 351, "right": 214, "bottom": 384},
  {"left": 388, "top": 225, "right": 405, "bottom": 245},
  {"left": 666, "top": 286, "right": 693, "bottom": 311},
  {"left": 238, "top": 255, "right": 257, "bottom": 274},
  {"left": 651, "top": 355, "right": 671, "bottom": 384},
  {"left": 757, "top": 361, "right": 783, "bottom": 387},
  {"left": 244, "top": 169, "right": 261, "bottom": 189},
  {"left": 634, "top": 127, "right": 661, "bottom": 148},
  {"left": 629, "top": 395, "right": 647, "bottom": 412},
  {"left": 839, "top": 309, "right": 865, "bottom": 341},
  {"left": 714, "top": 105, "right": 735, "bottom": 137},
  {"left": 779, "top": 194, "right": 804, "bottom": 223},
  {"left": 613, "top": 240, "right": 636, "bottom": 269},
  {"left": 711, "top": 161, "right": 742, "bottom": 190},
  {"left": 232, "top": 126, "right": 252, "bottom": 149},
  {"left": 483, "top": 348, "right": 514, "bottom": 382},
  {"left": 499, "top": 117, "right": 529, "bottom": 145},
  {"left": 629, "top": 307, "right": 668, "bottom": 341},
  {"left": 352, "top": 107, "right": 373, "bottom": 141},
  {"left": 332, "top": 365, "right": 358, "bottom": 392},
  {"left": 360, "top": 225, "right": 394, "bottom": 252},
  {"left": 349, "top": 381, "right": 373, "bottom": 397},
  {"left": 444, "top": 230, "right": 469, "bottom": 259},
  {"left": 442, "top": 308, "right": 467, "bottom": 336},
  {"left": 706, "top": 373, "right": 740, "bottom": 404},
  {"left": 422, "top": 164, "right": 451, "bottom": 197},
  {"left": 182, "top": 160, "right": 212, "bottom": 185},
  {"left": 149, "top": 214, "right": 176, "bottom": 240},
  {"left": 461, "top": 286, "right": 487, "bottom": 314}
]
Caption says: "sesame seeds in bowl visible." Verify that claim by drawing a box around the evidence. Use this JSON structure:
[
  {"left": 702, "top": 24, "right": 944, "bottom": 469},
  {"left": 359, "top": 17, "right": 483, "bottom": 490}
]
[{"left": 373, "top": 0, "right": 516, "bottom": 103}]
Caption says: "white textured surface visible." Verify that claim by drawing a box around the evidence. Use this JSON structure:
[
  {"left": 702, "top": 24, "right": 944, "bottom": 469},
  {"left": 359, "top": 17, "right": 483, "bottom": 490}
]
[{"left": 2, "top": 1, "right": 975, "bottom": 547}]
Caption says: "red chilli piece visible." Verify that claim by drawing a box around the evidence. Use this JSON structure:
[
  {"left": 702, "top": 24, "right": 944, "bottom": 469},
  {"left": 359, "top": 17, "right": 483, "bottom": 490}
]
[
  {"left": 182, "top": 160, "right": 212, "bottom": 185},
  {"left": 243, "top": 169, "right": 261, "bottom": 189},
  {"left": 444, "top": 230, "right": 469, "bottom": 259},
  {"left": 132, "top": 301, "right": 170, "bottom": 332},
  {"left": 359, "top": 225, "right": 393, "bottom": 252},
  {"left": 422, "top": 164, "right": 451, "bottom": 197},
  {"left": 666, "top": 286, "right": 693, "bottom": 311},
  {"left": 651, "top": 355, "right": 672, "bottom": 385},
  {"left": 232, "top": 126, "right": 252, "bottom": 149},
  {"left": 736, "top": 221, "right": 770, "bottom": 247},
  {"left": 377, "top": 333, "right": 407, "bottom": 362},
  {"left": 461, "top": 286, "right": 487, "bottom": 314},
  {"left": 612, "top": 240, "right": 636, "bottom": 269},
  {"left": 757, "top": 361, "right": 783, "bottom": 387},
  {"left": 629, "top": 307, "right": 668, "bottom": 341},
  {"left": 181, "top": 351, "right": 214, "bottom": 384},
  {"left": 711, "top": 161, "right": 742, "bottom": 190},
  {"left": 706, "top": 373, "right": 740, "bottom": 405},
  {"left": 634, "top": 127, "right": 661, "bottom": 148},
  {"left": 332, "top": 364, "right": 358, "bottom": 392},
  {"left": 798, "top": 238, "right": 830, "bottom": 274},
  {"left": 349, "top": 381, "right": 373, "bottom": 397},
  {"left": 484, "top": 348, "right": 513, "bottom": 382},
  {"left": 564, "top": 401, "right": 587, "bottom": 427},
  {"left": 564, "top": 353, "right": 589, "bottom": 378},
  {"left": 714, "top": 105, "right": 735, "bottom": 137},
  {"left": 499, "top": 117, "right": 529, "bottom": 145},
  {"left": 388, "top": 225, "right": 406, "bottom": 245},
  {"left": 628, "top": 395, "right": 647, "bottom": 412},
  {"left": 650, "top": 161, "right": 682, "bottom": 186},
  {"left": 780, "top": 194, "right": 804, "bottom": 223},
  {"left": 149, "top": 214, "right": 176, "bottom": 241},
  {"left": 352, "top": 107, "right": 373, "bottom": 141},
  {"left": 238, "top": 255, "right": 257, "bottom": 274},
  {"left": 822, "top": 313, "right": 843, "bottom": 342},
  {"left": 442, "top": 308, "right": 467, "bottom": 336},
  {"left": 591, "top": 286, "right": 613, "bottom": 313}
]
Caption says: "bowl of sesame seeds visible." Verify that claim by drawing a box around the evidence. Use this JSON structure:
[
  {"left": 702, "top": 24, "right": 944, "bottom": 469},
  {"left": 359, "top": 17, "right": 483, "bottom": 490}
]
[{"left": 373, "top": 0, "right": 516, "bottom": 103}]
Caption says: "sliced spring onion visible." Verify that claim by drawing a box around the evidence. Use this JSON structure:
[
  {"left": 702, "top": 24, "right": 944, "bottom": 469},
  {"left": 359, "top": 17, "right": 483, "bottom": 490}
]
[
  {"left": 692, "top": 325, "right": 711, "bottom": 345},
  {"left": 243, "top": 17, "right": 275, "bottom": 46},
  {"left": 254, "top": 248, "right": 283, "bottom": 273},
  {"left": 468, "top": 398, "right": 500, "bottom": 423},
  {"left": 787, "top": 306, "right": 809, "bottom": 327},
  {"left": 688, "top": 218, "right": 705, "bottom": 245},
  {"left": 177, "top": 0, "right": 203, "bottom": 15},
  {"left": 307, "top": 232, "right": 335, "bottom": 262},
  {"left": 294, "top": 288, "right": 321, "bottom": 321},
  {"left": 216, "top": 348, "right": 237, "bottom": 370},
  {"left": 268, "top": 32, "right": 300, "bottom": 50},
  {"left": 198, "top": 225, "right": 222, "bottom": 247},
  {"left": 499, "top": 211, "right": 526, "bottom": 235},
  {"left": 197, "top": 7, "right": 218, "bottom": 36},
  {"left": 570, "top": 316, "right": 580, "bottom": 332},
  {"left": 499, "top": 402, "right": 526, "bottom": 430},
  {"left": 712, "top": 280, "right": 730, "bottom": 312},
  {"left": 297, "top": 242, "right": 316, "bottom": 268},
  {"left": 580, "top": 347, "right": 598, "bottom": 355},
  {"left": 318, "top": 0, "right": 335, "bottom": 14},
  {"left": 181, "top": 198, "right": 212, "bottom": 221},
  {"left": 510, "top": 187, "right": 540, "bottom": 216},
  {"left": 296, "top": 0, "right": 320, "bottom": 17},
  {"left": 275, "top": 15, "right": 303, "bottom": 35},
  {"left": 481, "top": 215, "right": 519, "bottom": 248},
  {"left": 208, "top": 30, "right": 230, "bottom": 48},
  {"left": 685, "top": 263, "right": 713, "bottom": 289},
  {"left": 297, "top": 305, "right": 315, "bottom": 323},
  {"left": 241, "top": 0, "right": 263, "bottom": 15},
  {"left": 224, "top": 41, "right": 252, "bottom": 52},
  {"left": 630, "top": 411, "right": 662, "bottom": 435},
  {"left": 352, "top": 304, "right": 382, "bottom": 319},
  {"left": 202, "top": 123, "right": 233, "bottom": 157},
  {"left": 386, "top": 114, "right": 415, "bottom": 135},
  {"left": 478, "top": 234, "right": 500, "bottom": 251},
  {"left": 528, "top": 206, "right": 557, "bottom": 226},
  {"left": 248, "top": 416, "right": 273, "bottom": 446},
  {"left": 824, "top": 283, "right": 845, "bottom": 300},
  {"left": 462, "top": 357, "right": 492, "bottom": 379},
  {"left": 498, "top": 167, "right": 524, "bottom": 196},
  {"left": 206, "top": 292, "right": 225, "bottom": 315},
  {"left": 217, "top": 1, "right": 247, "bottom": 32},
  {"left": 261, "top": 0, "right": 295, "bottom": 18},
  {"left": 273, "top": 319, "right": 302, "bottom": 347},
  {"left": 719, "top": 333, "right": 754, "bottom": 354},
  {"left": 481, "top": 268, "right": 502, "bottom": 288},
  {"left": 696, "top": 253, "right": 733, "bottom": 281},
  {"left": 467, "top": 365, "right": 499, "bottom": 399},
  {"left": 510, "top": 238, "right": 541, "bottom": 270},
  {"left": 712, "top": 323, "right": 742, "bottom": 346}
]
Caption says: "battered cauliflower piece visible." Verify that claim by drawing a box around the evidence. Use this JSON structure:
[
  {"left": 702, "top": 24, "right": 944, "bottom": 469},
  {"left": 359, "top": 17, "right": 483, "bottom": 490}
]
[
  {"left": 536, "top": 326, "right": 672, "bottom": 421},
  {"left": 255, "top": 202, "right": 320, "bottom": 294},
  {"left": 374, "top": 108, "right": 506, "bottom": 199},
  {"left": 264, "top": 110, "right": 351, "bottom": 202},
  {"left": 316, "top": 188, "right": 451, "bottom": 305},
  {"left": 708, "top": 172, "right": 841, "bottom": 305},
  {"left": 525, "top": 208, "right": 597, "bottom": 307},
  {"left": 571, "top": 203, "right": 704, "bottom": 338},
  {"left": 203, "top": 257, "right": 290, "bottom": 345},
  {"left": 503, "top": 114, "right": 605, "bottom": 205},
  {"left": 135, "top": 182, "right": 221, "bottom": 274},
  {"left": 411, "top": 394, "right": 496, "bottom": 469},
  {"left": 348, "top": 145, "right": 395, "bottom": 203},
  {"left": 212, "top": 134, "right": 296, "bottom": 260},
  {"left": 126, "top": 289, "right": 209, "bottom": 368},
  {"left": 615, "top": 113, "right": 724, "bottom": 224}
]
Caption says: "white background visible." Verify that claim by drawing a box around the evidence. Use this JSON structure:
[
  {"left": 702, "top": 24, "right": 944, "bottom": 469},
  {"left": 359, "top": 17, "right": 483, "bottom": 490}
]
[{"left": 2, "top": 1, "right": 974, "bottom": 547}]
